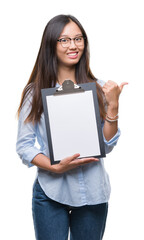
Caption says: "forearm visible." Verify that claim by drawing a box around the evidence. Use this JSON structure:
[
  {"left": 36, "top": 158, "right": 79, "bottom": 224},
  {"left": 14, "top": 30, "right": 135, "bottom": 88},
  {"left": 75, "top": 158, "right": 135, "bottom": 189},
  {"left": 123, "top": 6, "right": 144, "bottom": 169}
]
[
  {"left": 103, "top": 105, "right": 118, "bottom": 141},
  {"left": 31, "top": 153, "right": 52, "bottom": 171}
]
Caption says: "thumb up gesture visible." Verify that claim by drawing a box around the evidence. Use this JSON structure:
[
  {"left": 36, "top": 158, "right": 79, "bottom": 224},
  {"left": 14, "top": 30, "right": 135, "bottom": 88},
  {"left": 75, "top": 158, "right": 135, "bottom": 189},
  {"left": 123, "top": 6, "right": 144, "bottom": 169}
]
[{"left": 102, "top": 80, "right": 128, "bottom": 107}]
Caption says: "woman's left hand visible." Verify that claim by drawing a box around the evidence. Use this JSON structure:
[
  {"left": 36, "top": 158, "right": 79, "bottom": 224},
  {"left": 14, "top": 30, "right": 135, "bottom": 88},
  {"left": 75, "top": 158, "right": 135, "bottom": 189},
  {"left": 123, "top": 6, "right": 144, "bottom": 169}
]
[
  {"left": 102, "top": 80, "right": 128, "bottom": 141},
  {"left": 102, "top": 80, "right": 128, "bottom": 108}
]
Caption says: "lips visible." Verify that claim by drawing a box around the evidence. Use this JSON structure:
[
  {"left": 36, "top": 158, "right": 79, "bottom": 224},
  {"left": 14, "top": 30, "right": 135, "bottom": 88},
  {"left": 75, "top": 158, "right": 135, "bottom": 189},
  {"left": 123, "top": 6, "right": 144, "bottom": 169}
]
[
  {"left": 67, "top": 52, "right": 78, "bottom": 59},
  {"left": 67, "top": 52, "right": 78, "bottom": 56}
]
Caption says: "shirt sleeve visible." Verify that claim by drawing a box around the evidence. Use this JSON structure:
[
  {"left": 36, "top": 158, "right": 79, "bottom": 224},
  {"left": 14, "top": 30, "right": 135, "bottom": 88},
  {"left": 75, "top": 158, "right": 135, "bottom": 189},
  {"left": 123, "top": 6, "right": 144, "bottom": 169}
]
[
  {"left": 102, "top": 126, "right": 121, "bottom": 154},
  {"left": 16, "top": 98, "right": 43, "bottom": 167}
]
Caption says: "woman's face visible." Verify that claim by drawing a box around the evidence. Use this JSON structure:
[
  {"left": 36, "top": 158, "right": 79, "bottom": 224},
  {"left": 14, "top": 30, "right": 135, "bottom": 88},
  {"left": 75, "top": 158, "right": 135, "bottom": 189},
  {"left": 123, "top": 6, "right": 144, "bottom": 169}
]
[{"left": 56, "top": 21, "right": 85, "bottom": 68}]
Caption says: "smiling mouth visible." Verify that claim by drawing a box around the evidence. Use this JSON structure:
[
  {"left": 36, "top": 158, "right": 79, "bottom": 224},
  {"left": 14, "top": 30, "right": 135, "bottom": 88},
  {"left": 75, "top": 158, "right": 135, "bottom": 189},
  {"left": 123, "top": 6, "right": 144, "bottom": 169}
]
[
  {"left": 67, "top": 52, "right": 78, "bottom": 55},
  {"left": 67, "top": 52, "right": 79, "bottom": 58}
]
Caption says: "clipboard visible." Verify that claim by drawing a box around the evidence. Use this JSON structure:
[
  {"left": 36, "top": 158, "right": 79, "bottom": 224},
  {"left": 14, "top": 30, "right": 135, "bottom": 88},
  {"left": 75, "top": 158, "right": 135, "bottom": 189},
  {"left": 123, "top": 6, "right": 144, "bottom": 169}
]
[{"left": 41, "top": 80, "right": 105, "bottom": 165}]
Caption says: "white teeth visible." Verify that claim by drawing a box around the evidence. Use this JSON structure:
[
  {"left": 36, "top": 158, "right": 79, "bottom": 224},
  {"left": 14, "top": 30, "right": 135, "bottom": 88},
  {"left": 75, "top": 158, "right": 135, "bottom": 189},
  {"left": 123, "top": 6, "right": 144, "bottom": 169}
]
[{"left": 68, "top": 53, "right": 77, "bottom": 56}]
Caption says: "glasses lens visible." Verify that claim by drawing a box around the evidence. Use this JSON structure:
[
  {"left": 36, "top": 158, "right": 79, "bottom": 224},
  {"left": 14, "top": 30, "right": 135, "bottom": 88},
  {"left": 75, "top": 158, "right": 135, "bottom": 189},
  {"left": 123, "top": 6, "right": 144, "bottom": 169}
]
[
  {"left": 62, "top": 43, "right": 69, "bottom": 47},
  {"left": 60, "top": 38, "right": 70, "bottom": 48},
  {"left": 74, "top": 36, "right": 84, "bottom": 46}
]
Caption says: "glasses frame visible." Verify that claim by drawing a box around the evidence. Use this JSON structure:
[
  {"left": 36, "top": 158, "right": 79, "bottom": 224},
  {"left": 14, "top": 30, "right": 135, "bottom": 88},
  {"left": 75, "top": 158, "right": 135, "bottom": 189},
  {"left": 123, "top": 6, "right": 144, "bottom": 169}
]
[{"left": 57, "top": 36, "right": 86, "bottom": 48}]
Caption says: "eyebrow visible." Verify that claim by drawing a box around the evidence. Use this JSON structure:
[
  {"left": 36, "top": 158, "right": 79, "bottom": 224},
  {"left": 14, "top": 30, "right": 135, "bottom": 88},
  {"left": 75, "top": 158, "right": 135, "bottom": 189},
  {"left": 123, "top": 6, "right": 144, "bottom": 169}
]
[{"left": 59, "top": 33, "right": 83, "bottom": 38}]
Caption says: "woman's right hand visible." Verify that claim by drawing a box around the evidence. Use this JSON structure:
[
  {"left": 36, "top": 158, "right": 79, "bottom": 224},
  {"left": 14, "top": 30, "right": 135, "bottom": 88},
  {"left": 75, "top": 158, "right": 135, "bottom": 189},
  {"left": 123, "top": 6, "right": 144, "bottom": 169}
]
[
  {"left": 32, "top": 153, "right": 99, "bottom": 174},
  {"left": 51, "top": 153, "right": 99, "bottom": 174}
]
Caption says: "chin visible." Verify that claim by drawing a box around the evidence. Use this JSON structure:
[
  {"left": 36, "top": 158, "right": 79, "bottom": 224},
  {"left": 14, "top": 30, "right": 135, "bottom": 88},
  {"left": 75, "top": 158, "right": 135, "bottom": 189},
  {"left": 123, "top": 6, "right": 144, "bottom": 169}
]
[{"left": 67, "top": 58, "right": 81, "bottom": 66}]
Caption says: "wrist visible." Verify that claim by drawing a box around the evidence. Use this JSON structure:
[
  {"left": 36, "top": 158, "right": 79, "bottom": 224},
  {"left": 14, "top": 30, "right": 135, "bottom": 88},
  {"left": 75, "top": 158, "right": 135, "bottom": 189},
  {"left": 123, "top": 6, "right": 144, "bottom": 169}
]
[
  {"left": 107, "top": 102, "right": 119, "bottom": 111},
  {"left": 106, "top": 104, "right": 119, "bottom": 121}
]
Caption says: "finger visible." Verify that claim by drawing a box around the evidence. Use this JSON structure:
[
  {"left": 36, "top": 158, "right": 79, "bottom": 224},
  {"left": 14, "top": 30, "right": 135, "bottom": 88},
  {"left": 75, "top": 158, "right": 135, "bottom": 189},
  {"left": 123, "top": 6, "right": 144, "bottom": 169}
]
[
  {"left": 102, "top": 81, "right": 115, "bottom": 91},
  {"left": 80, "top": 158, "right": 99, "bottom": 165},
  {"left": 102, "top": 87, "right": 108, "bottom": 94},
  {"left": 63, "top": 153, "right": 80, "bottom": 163},
  {"left": 81, "top": 157, "right": 99, "bottom": 162},
  {"left": 102, "top": 83, "right": 109, "bottom": 89},
  {"left": 102, "top": 85, "right": 108, "bottom": 93},
  {"left": 119, "top": 82, "right": 128, "bottom": 92},
  {"left": 70, "top": 153, "right": 81, "bottom": 160},
  {"left": 104, "top": 80, "right": 115, "bottom": 87},
  {"left": 71, "top": 157, "right": 99, "bottom": 165}
]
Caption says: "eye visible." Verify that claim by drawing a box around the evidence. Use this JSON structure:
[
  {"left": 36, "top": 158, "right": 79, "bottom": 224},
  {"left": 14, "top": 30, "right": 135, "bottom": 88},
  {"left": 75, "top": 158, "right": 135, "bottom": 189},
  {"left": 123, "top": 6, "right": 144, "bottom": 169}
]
[
  {"left": 60, "top": 38, "right": 69, "bottom": 43},
  {"left": 75, "top": 37, "right": 83, "bottom": 42}
]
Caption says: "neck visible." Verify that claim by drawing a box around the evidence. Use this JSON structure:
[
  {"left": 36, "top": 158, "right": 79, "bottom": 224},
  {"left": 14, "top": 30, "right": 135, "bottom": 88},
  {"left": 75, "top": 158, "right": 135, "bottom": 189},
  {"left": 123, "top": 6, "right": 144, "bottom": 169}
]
[{"left": 57, "top": 65, "right": 76, "bottom": 85}]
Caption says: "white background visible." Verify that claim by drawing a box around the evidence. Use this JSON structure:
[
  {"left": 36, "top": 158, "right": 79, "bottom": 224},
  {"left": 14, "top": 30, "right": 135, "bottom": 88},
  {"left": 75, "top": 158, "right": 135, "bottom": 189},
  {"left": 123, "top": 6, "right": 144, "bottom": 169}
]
[{"left": 0, "top": 0, "right": 144, "bottom": 239}]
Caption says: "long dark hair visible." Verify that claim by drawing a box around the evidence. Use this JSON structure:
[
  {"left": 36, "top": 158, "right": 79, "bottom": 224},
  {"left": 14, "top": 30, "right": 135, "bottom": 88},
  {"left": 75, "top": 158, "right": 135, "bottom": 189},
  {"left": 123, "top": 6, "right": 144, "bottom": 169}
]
[{"left": 18, "top": 14, "right": 106, "bottom": 123}]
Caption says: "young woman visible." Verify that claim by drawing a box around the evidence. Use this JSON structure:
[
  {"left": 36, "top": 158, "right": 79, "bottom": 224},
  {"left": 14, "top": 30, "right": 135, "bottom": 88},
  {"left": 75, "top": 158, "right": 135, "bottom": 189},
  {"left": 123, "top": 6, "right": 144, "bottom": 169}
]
[{"left": 16, "top": 14, "right": 127, "bottom": 240}]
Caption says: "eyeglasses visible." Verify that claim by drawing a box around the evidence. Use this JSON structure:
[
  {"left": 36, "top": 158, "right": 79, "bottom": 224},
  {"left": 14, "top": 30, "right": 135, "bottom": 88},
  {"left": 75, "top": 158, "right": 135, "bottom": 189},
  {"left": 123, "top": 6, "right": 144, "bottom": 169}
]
[{"left": 57, "top": 36, "right": 85, "bottom": 48}]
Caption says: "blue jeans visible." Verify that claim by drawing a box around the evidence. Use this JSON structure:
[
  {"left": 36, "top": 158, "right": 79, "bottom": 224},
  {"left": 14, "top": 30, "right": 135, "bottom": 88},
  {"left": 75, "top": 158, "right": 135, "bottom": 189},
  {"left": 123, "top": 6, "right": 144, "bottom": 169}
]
[{"left": 32, "top": 179, "right": 108, "bottom": 240}]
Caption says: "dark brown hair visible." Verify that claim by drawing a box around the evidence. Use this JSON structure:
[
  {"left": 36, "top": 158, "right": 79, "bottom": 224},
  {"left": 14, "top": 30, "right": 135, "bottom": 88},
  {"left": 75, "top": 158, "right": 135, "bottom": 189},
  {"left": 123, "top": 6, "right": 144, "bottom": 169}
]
[{"left": 17, "top": 14, "right": 106, "bottom": 123}]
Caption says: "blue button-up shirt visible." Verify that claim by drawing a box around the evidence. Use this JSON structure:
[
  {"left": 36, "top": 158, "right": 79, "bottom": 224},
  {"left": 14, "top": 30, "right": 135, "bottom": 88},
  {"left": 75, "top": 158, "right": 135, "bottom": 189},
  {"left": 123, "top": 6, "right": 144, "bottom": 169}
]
[{"left": 16, "top": 80, "right": 120, "bottom": 206}]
